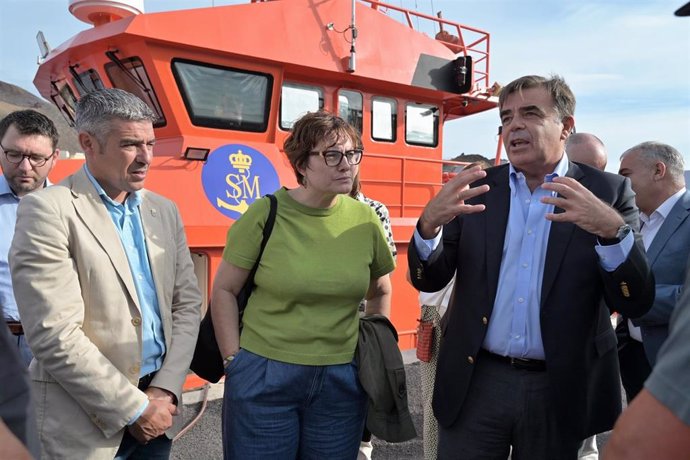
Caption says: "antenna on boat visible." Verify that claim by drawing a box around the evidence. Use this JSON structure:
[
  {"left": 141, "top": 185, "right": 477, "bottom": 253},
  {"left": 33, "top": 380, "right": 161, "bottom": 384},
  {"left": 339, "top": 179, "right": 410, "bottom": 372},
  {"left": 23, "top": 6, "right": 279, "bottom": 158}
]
[
  {"left": 36, "top": 31, "right": 51, "bottom": 63},
  {"left": 346, "top": 0, "right": 358, "bottom": 73}
]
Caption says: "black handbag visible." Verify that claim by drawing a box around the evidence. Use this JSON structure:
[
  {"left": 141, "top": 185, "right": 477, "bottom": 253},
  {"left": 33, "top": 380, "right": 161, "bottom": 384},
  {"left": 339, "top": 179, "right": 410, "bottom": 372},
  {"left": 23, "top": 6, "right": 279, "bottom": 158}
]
[{"left": 190, "top": 194, "right": 277, "bottom": 383}]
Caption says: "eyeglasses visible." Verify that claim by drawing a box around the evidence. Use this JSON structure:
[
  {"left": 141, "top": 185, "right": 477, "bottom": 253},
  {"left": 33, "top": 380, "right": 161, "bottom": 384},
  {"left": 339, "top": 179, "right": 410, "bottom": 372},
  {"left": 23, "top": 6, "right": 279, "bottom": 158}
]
[
  {"left": 0, "top": 142, "right": 54, "bottom": 167},
  {"left": 310, "top": 149, "right": 363, "bottom": 167}
]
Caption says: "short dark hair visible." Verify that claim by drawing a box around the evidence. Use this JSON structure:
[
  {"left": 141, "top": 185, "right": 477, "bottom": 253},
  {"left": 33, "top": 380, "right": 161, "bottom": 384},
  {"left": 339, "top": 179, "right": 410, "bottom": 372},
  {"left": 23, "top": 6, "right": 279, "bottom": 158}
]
[
  {"left": 499, "top": 75, "right": 576, "bottom": 121},
  {"left": 0, "top": 109, "right": 59, "bottom": 149},
  {"left": 283, "top": 111, "right": 362, "bottom": 186}
]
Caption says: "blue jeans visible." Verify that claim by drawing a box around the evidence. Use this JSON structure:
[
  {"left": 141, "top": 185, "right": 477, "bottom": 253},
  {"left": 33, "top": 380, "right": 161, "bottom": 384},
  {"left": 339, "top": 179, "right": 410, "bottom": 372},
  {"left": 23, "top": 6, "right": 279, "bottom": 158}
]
[
  {"left": 114, "top": 429, "right": 172, "bottom": 460},
  {"left": 222, "top": 349, "right": 367, "bottom": 460}
]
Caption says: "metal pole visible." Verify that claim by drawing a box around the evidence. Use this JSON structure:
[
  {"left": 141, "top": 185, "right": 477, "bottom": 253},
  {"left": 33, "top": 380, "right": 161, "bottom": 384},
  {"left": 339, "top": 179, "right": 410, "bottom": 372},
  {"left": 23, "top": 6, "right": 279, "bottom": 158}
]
[{"left": 347, "top": 0, "right": 357, "bottom": 72}]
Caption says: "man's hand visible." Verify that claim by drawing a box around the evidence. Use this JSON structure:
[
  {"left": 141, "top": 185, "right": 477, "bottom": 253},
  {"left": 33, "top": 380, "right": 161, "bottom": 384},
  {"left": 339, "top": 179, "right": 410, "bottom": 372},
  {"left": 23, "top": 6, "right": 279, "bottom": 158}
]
[
  {"left": 127, "top": 393, "right": 176, "bottom": 443},
  {"left": 541, "top": 176, "right": 625, "bottom": 238},
  {"left": 418, "top": 166, "right": 490, "bottom": 239},
  {"left": 145, "top": 386, "right": 177, "bottom": 407}
]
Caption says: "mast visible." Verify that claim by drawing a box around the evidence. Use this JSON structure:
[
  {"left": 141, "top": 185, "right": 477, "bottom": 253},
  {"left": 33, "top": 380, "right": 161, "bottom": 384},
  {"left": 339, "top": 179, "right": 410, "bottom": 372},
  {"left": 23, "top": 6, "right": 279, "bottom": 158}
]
[{"left": 347, "top": 0, "right": 357, "bottom": 73}]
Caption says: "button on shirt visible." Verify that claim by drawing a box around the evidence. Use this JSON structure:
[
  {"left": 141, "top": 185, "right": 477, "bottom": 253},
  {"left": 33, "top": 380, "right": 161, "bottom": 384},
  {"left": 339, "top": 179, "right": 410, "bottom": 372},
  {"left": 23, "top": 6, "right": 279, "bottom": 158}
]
[
  {"left": 84, "top": 166, "right": 165, "bottom": 377},
  {"left": 414, "top": 154, "right": 633, "bottom": 359},
  {"left": 0, "top": 175, "right": 50, "bottom": 321}
]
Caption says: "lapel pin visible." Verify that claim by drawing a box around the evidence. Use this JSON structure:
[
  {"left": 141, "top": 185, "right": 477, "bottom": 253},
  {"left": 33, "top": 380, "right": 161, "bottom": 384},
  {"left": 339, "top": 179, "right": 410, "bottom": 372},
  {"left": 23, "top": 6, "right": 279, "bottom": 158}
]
[{"left": 150, "top": 209, "right": 157, "bottom": 217}]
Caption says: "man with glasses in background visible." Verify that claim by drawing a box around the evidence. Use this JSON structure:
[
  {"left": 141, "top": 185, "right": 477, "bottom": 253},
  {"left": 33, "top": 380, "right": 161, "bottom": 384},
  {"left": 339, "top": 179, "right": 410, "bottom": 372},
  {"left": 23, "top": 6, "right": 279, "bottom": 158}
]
[{"left": 0, "top": 109, "right": 59, "bottom": 366}]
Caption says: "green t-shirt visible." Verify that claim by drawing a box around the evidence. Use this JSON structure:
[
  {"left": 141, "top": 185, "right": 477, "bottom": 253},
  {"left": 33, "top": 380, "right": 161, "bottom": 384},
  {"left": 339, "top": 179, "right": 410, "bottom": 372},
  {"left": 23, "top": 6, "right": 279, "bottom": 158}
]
[{"left": 222, "top": 187, "right": 396, "bottom": 365}]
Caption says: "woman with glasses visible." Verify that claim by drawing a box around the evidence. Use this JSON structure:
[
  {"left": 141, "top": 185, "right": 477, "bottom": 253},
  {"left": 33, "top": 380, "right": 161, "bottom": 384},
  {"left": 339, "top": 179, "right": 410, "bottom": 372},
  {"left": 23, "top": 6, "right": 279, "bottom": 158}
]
[{"left": 211, "top": 111, "right": 395, "bottom": 459}]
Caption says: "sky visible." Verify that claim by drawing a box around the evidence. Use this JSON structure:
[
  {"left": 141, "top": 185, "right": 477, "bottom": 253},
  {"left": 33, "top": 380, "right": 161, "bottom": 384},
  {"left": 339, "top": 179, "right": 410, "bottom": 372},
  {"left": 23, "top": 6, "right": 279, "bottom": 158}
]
[{"left": 0, "top": 0, "right": 689, "bottom": 173}]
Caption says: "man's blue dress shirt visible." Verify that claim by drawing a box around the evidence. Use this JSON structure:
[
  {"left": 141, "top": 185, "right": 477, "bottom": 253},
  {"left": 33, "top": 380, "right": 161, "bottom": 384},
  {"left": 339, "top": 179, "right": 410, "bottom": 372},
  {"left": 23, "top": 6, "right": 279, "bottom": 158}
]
[
  {"left": 0, "top": 175, "right": 22, "bottom": 321},
  {"left": 1, "top": 175, "right": 51, "bottom": 322},
  {"left": 414, "top": 154, "right": 632, "bottom": 359},
  {"left": 84, "top": 166, "right": 165, "bottom": 377}
]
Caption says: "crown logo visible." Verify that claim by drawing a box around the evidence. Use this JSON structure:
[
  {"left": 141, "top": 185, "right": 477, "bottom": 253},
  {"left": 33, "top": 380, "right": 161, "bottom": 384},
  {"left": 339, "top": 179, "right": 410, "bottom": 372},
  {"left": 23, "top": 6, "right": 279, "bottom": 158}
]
[{"left": 229, "top": 150, "right": 252, "bottom": 172}]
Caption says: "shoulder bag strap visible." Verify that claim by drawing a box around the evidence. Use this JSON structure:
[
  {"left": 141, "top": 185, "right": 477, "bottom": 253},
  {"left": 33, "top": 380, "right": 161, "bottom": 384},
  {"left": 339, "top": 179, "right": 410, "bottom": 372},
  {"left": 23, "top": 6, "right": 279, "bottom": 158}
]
[{"left": 244, "top": 193, "right": 277, "bottom": 292}]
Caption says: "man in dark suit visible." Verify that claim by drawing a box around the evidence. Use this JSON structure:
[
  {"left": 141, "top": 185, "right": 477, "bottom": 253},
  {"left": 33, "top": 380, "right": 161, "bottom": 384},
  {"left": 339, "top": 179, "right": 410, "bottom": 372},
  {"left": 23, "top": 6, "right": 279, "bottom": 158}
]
[
  {"left": 0, "top": 308, "right": 39, "bottom": 459},
  {"left": 409, "top": 75, "right": 654, "bottom": 459},
  {"left": 618, "top": 142, "right": 690, "bottom": 366}
]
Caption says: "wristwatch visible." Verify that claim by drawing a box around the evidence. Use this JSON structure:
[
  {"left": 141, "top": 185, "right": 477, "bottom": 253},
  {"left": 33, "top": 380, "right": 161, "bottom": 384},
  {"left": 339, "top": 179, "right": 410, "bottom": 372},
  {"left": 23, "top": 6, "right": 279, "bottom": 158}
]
[{"left": 598, "top": 224, "right": 632, "bottom": 246}]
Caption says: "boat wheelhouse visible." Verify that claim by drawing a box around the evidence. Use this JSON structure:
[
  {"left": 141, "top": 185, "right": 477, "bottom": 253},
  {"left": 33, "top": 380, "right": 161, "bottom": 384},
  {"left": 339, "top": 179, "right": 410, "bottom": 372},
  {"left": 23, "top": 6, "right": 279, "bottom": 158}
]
[{"left": 36, "top": 0, "right": 498, "bottom": 366}]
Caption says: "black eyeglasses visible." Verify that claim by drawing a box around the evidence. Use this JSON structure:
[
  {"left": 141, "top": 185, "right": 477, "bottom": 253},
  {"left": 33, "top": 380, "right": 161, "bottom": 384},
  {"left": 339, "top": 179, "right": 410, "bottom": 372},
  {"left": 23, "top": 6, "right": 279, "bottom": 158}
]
[
  {"left": 0, "top": 142, "right": 54, "bottom": 167},
  {"left": 310, "top": 149, "right": 363, "bottom": 167}
]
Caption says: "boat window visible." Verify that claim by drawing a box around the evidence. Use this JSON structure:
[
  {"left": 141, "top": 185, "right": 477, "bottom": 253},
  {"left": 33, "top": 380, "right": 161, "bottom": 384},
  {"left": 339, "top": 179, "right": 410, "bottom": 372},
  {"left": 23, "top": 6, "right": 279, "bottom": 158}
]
[
  {"left": 50, "top": 82, "right": 77, "bottom": 126},
  {"left": 405, "top": 103, "right": 439, "bottom": 147},
  {"left": 371, "top": 97, "right": 397, "bottom": 142},
  {"left": 105, "top": 56, "right": 166, "bottom": 127},
  {"left": 172, "top": 59, "right": 272, "bottom": 132},
  {"left": 72, "top": 68, "right": 105, "bottom": 95},
  {"left": 280, "top": 82, "right": 323, "bottom": 130},
  {"left": 338, "top": 89, "right": 363, "bottom": 134}
]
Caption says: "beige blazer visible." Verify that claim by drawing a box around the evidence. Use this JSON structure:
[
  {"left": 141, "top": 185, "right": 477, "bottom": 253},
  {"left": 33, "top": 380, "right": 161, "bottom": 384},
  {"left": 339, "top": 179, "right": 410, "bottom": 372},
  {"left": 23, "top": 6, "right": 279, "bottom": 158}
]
[{"left": 10, "top": 167, "right": 202, "bottom": 459}]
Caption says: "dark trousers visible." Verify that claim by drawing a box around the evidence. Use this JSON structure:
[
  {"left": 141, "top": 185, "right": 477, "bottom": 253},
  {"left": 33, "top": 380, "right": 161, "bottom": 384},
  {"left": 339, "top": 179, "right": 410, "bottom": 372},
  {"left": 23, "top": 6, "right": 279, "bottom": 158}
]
[
  {"left": 115, "top": 430, "right": 172, "bottom": 460},
  {"left": 617, "top": 337, "right": 652, "bottom": 404},
  {"left": 437, "top": 353, "right": 580, "bottom": 460}
]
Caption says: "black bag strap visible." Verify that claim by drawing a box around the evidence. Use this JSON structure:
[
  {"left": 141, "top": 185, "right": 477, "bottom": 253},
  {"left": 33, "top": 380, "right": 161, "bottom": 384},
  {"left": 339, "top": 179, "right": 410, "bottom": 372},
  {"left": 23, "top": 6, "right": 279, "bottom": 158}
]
[{"left": 243, "top": 193, "right": 277, "bottom": 300}]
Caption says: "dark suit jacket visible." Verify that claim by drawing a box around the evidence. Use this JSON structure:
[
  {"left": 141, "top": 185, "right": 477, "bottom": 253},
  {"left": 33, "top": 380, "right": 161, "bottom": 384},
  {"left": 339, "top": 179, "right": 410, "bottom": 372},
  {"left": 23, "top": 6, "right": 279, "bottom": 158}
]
[
  {"left": 409, "top": 162, "right": 654, "bottom": 439},
  {"left": 0, "top": 313, "right": 39, "bottom": 458},
  {"left": 632, "top": 190, "right": 690, "bottom": 365}
]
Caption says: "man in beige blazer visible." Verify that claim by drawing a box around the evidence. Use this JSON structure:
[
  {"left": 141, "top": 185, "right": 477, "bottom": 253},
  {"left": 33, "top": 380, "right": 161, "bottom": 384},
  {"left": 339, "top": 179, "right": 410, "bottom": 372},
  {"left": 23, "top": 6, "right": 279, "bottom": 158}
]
[{"left": 10, "top": 89, "right": 201, "bottom": 459}]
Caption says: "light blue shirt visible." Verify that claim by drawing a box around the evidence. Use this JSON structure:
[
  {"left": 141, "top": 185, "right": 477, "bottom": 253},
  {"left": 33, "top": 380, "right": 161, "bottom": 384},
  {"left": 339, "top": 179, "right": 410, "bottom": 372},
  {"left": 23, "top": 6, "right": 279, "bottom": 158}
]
[
  {"left": 84, "top": 166, "right": 165, "bottom": 377},
  {"left": 414, "top": 154, "right": 633, "bottom": 359},
  {"left": 1, "top": 175, "right": 50, "bottom": 321}
]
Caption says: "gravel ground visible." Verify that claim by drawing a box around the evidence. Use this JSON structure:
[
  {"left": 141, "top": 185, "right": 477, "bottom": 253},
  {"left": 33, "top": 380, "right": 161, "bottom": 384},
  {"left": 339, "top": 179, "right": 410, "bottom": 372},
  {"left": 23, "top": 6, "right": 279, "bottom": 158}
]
[{"left": 171, "top": 354, "right": 614, "bottom": 459}]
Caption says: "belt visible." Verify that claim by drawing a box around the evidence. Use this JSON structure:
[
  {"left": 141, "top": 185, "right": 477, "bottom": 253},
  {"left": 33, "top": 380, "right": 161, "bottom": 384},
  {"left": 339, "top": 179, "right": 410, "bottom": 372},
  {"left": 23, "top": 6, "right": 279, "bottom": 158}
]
[
  {"left": 6, "top": 321, "right": 23, "bottom": 336},
  {"left": 479, "top": 349, "right": 546, "bottom": 372},
  {"left": 138, "top": 372, "right": 157, "bottom": 390}
]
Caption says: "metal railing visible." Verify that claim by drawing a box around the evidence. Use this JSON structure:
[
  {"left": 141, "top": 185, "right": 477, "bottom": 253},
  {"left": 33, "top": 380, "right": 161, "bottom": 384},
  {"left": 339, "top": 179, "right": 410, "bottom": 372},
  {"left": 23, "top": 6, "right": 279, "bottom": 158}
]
[
  {"left": 362, "top": 0, "right": 491, "bottom": 89},
  {"left": 360, "top": 152, "right": 473, "bottom": 218},
  {"left": 249, "top": 0, "right": 491, "bottom": 90}
]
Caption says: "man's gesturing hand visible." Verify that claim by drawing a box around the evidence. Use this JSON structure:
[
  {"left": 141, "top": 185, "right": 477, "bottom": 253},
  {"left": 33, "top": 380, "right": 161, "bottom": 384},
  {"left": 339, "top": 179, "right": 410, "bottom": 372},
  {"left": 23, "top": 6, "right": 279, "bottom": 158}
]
[
  {"left": 541, "top": 176, "right": 625, "bottom": 238},
  {"left": 418, "top": 165, "right": 490, "bottom": 239}
]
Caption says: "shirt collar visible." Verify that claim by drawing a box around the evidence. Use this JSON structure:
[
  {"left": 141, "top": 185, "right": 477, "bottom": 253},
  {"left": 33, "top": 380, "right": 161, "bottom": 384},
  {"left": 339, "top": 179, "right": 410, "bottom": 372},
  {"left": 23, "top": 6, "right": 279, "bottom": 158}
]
[
  {"left": 641, "top": 188, "right": 686, "bottom": 223},
  {"left": 0, "top": 175, "right": 14, "bottom": 198},
  {"left": 509, "top": 152, "right": 570, "bottom": 187},
  {"left": 84, "top": 165, "right": 142, "bottom": 208}
]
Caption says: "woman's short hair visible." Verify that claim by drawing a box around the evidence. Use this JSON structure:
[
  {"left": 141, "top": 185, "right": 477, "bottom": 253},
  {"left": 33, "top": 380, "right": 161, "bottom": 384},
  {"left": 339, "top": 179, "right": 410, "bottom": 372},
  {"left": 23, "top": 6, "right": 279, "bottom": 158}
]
[{"left": 283, "top": 111, "right": 362, "bottom": 186}]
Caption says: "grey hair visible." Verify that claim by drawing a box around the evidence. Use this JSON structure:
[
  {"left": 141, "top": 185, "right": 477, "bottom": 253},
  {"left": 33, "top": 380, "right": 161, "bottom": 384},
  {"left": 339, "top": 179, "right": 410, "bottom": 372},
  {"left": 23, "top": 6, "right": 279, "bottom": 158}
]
[
  {"left": 75, "top": 88, "right": 156, "bottom": 142},
  {"left": 621, "top": 141, "right": 685, "bottom": 181}
]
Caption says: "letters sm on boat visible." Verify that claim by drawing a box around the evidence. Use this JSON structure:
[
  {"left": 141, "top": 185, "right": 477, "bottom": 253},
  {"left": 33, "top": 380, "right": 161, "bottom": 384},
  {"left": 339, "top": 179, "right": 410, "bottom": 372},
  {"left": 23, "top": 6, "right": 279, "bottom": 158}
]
[{"left": 202, "top": 144, "right": 281, "bottom": 220}]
